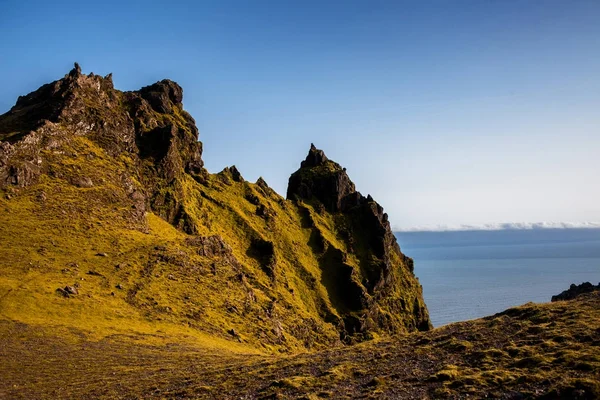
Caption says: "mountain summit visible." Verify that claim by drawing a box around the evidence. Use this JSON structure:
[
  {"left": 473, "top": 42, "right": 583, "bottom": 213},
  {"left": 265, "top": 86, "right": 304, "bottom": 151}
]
[{"left": 0, "top": 64, "right": 429, "bottom": 351}]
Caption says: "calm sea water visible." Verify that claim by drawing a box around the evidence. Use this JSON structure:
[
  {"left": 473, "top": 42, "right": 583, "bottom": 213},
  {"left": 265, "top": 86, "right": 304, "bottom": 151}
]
[{"left": 395, "top": 228, "right": 600, "bottom": 328}]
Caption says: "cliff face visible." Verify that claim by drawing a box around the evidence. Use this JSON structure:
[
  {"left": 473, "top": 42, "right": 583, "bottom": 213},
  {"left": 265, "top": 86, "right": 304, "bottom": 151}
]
[
  {"left": 0, "top": 65, "right": 430, "bottom": 351},
  {"left": 288, "top": 144, "right": 431, "bottom": 336}
]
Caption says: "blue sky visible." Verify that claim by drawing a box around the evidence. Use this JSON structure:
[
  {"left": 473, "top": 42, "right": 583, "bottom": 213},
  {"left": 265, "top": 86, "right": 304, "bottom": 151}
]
[{"left": 1, "top": 0, "right": 599, "bottom": 230}]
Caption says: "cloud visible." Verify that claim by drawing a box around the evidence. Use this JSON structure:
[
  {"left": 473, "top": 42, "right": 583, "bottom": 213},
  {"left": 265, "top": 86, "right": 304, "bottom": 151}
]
[{"left": 394, "top": 221, "right": 600, "bottom": 232}]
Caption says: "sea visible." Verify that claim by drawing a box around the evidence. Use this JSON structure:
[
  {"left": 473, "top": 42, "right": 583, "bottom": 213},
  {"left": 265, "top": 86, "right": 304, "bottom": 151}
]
[{"left": 395, "top": 228, "right": 600, "bottom": 328}]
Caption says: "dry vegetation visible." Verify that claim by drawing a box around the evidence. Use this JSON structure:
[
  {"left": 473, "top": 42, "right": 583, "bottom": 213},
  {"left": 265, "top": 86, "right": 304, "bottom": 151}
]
[{"left": 1, "top": 293, "right": 598, "bottom": 399}]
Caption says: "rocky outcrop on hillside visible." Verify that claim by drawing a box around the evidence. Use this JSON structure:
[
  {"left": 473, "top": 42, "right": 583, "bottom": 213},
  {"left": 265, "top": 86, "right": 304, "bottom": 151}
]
[
  {"left": 288, "top": 144, "right": 431, "bottom": 337},
  {"left": 0, "top": 63, "right": 207, "bottom": 231},
  {"left": 552, "top": 282, "right": 600, "bottom": 302},
  {"left": 0, "top": 64, "right": 430, "bottom": 350}
]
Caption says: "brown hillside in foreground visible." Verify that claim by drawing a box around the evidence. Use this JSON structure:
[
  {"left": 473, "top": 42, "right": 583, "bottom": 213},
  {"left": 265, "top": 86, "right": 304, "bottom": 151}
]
[{"left": 1, "top": 292, "right": 598, "bottom": 399}]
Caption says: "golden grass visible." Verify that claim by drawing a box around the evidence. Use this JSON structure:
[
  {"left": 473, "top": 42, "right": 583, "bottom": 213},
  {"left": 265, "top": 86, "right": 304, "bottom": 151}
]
[{"left": 2, "top": 293, "right": 598, "bottom": 399}]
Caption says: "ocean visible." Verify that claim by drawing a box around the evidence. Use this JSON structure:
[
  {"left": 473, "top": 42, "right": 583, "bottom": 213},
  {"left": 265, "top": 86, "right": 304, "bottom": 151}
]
[{"left": 395, "top": 228, "right": 600, "bottom": 328}]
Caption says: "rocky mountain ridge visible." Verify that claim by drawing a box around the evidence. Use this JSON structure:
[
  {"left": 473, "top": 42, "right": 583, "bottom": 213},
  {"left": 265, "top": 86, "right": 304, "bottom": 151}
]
[{"left": 0, "top": 64, "right": 429, "bottom": 351}]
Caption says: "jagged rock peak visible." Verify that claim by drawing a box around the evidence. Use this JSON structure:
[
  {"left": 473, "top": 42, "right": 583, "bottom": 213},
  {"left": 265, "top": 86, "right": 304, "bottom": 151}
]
[
  {"left": 256, "top": 177, "right": 269, "bottom": 188},
  {"left": 137, "top": 79, "right": 184, "bottom": 114},
  {"left": 301, "top": 143, "right": 329, "bottom": 168},
  {"left": 0, "top": 65, "right": 206, "bottom": 194},
  {"left": 287, "top": 144, "right": 355, "bottom": 212},
  {"left": 218, "top": 165, "right": 244, "bottom": 183}
]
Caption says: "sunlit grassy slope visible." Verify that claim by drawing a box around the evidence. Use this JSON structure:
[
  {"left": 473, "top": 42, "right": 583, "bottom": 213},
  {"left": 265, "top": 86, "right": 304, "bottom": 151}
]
[
  {"left": 0, "top": 132, "right": 428, "bottom": 354},
  {"left": 0, "top": 132, "right": 345, "bottom": 352}
]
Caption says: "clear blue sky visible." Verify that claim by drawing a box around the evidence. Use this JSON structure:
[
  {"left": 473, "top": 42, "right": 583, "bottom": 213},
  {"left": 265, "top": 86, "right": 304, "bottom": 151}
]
[{"left": 1, "top": 0, "right": 599, "bottom": 230}]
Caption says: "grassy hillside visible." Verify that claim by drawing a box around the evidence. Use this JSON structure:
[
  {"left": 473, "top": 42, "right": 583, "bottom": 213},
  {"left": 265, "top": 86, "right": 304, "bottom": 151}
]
[
  {"left": 2, "top": 292, "right": 598, "bottom": 399},
  {"left": 0, "top": 66, "right": 429, "bottom": 354},
  {"left": 0, "top": 136, "right": 337, "bottom": 352}
]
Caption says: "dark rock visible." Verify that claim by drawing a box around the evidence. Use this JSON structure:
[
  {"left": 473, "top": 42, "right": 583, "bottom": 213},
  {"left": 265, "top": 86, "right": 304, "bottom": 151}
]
[
  {"left": 287, "top": 145, "right": 355, "bottom": 212},
  {"left": 73, "top": 176, "right": 94, "bottom": 188},
  {"left": 229, "top": 165, "right": 243, "bottom": 182},
  {"left": 57, "top": 285, "right": 78, "bottom": 297},
  {"left": 256, "top": 177, "right": 270, "bottom": 191},
  {"left": 87, "top": 270, "right": 103, "bottom": 277},
  {"left": 256, "top": 204, "right": 275, "bottom": 220},
  {"left": 301, "top": 143, "right": 329, "bottom": 168},
  {"left": 255, "top": 176, "right": 278, "bottom": 199},
  {"left": 247, "top": 237, "right": 276, "bottom": 279},
  {"left": 552, "top": 282, "right": 600, "bottom": 302},
  {"left": 136, "top": 124, "right": 177, "bottom": 162},
  {"left": 65, "top": 286, "right": 78, "bottom": 295},
  {"left": 115, "top": 283, "right": 123, "bottom": 290},
  {"left": 256, "top": 204, "right": 267, "bottom": 217},
  {"left": 219, "top": 166, "right": 243, "bottom": 183},
  {"left": 137, "top": 79, "right": 183, "bottom": 114},
  {"left": 245, "top": 193, "right": 261, "bottom": 205},
  {"left": 186, "top": 235, "right": 242, "bottom": 271}
]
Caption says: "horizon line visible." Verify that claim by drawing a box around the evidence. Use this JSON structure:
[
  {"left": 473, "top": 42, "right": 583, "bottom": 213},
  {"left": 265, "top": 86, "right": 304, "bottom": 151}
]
[{"left": 394, "top": 221, "right": 600, "bottom": 233}]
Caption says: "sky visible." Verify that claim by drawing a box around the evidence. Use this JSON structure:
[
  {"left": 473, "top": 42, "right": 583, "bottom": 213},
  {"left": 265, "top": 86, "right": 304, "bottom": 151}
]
[{"left": 1, "top": 0, "right": 599, "bottom": 230}]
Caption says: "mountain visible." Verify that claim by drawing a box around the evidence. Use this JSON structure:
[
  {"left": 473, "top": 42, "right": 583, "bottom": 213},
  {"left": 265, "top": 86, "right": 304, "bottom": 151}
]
[
  {"left": 0, "top": 63, "right": 429, "bottom": 353},
  {"left": 1, "top": 65, "right": 598, "bottom": 400}
]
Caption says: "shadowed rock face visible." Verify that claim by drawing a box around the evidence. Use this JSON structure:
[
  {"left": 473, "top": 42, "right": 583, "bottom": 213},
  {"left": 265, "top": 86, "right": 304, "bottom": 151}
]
[
  {"left": 287, "top": 144, "right": 355, "bottom": 212},
  {"left": 287, "top": 145, "right": 431, "bottom": 338}
]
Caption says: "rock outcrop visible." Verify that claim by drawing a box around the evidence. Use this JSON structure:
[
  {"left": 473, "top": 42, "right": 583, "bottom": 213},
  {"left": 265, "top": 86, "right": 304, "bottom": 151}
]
[
  {"left": 0, "top": 63, "right": 206, "bottom": 230},
  {"left": 287, "top": 144, "right": 355, "bottom": 212},
  {"left": 288, "top": 144, "right": 431, "bottom": 338},
  {"left": 552, "top": 282, "right": 600, "bottom": 302}
]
